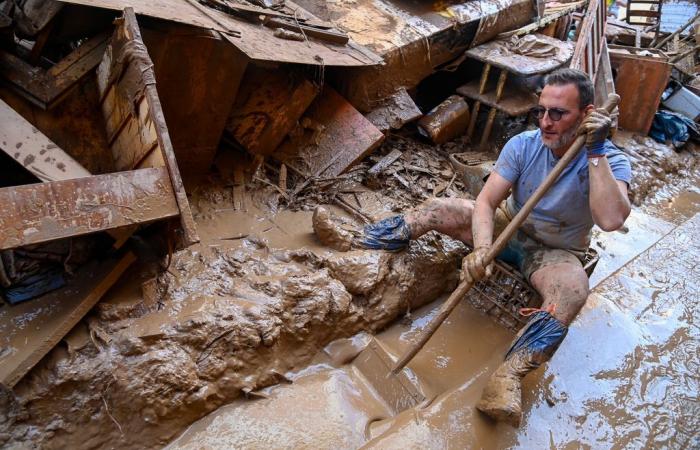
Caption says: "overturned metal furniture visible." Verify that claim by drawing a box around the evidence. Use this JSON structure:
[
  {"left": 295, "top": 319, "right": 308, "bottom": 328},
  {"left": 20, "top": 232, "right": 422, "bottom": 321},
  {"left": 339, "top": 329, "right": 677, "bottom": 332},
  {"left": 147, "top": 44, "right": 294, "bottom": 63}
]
[{"left": 0, "top": 8, "right": 198, "bottom": 388}]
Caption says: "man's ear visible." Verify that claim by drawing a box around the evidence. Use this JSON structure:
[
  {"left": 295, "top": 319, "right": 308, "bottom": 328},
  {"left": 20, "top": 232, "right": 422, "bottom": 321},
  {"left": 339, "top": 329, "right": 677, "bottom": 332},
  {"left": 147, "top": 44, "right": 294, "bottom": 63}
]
[{"left": 583, "top": 104, "right": 595, "bottom": 115}]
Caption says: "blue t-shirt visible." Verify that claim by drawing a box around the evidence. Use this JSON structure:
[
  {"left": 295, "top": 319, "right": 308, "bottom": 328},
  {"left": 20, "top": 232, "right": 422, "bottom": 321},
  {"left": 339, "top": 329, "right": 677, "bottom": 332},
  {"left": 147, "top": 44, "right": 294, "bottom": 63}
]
[{"left": 494, "top": 129, "right": 632, "bottom": 252}]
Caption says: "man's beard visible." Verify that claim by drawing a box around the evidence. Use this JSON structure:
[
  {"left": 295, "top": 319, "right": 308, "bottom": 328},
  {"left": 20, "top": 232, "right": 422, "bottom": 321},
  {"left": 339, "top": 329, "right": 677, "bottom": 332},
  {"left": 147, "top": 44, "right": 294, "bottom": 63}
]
[{"left": 542, "top": 119, "right": 582, "bottom": 151}]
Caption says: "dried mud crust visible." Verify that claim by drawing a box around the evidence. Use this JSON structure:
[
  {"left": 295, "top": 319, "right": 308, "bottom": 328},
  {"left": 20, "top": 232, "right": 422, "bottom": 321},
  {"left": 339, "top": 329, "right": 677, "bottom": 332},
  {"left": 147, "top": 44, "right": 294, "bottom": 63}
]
[{"left": 0, "top": 235, "right": 465, "bottom": 449}]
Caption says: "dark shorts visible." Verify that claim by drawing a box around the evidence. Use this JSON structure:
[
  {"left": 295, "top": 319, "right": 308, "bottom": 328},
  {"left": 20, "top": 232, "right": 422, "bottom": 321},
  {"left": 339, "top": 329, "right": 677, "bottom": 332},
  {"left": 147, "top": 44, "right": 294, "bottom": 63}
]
[{"left": 494, "top": 206, "right": 586, "bottom": 282}]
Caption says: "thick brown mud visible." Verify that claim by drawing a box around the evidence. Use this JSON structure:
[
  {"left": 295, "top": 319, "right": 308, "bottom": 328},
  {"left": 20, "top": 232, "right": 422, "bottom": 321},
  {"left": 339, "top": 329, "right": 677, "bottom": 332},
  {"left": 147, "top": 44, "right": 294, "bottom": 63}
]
[
  {"left": 0, "top": 200, "right": 466, "bottom": 449},
  {"left": 169, "top": 211, "right": 700, "bottom": 450},
  {"left": 2, "top": 135, "right": 699, "bottom": 449}
]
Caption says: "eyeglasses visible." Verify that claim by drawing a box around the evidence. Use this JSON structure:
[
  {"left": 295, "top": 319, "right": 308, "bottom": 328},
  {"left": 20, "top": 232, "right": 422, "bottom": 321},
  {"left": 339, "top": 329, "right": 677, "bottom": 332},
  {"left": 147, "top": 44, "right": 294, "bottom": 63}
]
[{"left": 530, "top": 106, "right": 570, "bottom": 121}]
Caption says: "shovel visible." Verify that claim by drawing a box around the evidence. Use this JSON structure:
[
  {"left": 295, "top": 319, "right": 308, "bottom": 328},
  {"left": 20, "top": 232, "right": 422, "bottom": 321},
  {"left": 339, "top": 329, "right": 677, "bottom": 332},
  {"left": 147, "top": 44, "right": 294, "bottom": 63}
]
[{"left": 354, "top": 94, "right": 620, "bottom": 415}]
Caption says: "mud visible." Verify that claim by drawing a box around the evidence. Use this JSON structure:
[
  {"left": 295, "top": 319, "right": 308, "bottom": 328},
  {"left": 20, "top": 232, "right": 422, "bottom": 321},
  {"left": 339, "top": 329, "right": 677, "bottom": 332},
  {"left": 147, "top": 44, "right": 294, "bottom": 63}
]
[
  {"left": 0, "top": 203, "right": 466, "bottom": 448},
  {"left": 170, "top": 211, "right": 700, "bottom": 450},
  {"left": 612, "top": 131, "right": 700, "bottom": 206},
  {"left": 3, "top": 127, "right": 700, "bottom": 450}
]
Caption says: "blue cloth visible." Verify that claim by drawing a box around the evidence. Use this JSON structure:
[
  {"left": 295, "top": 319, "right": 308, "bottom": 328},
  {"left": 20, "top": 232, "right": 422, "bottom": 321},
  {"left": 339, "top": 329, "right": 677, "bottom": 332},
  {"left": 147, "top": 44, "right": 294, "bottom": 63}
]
[
  {"left": 495, "top": 129, "right": 632, "bottom": 252},
  {"left": 2, "top": 268, "right": 65, "bottom": 305},
  {"left": 650, "top": 110, "right": 700, "bottom": 149},
  {"left": 505, "top": 311, "right": 568, "bottom": 360},
  {"left": 359, "top": 215, "right": 411, "bottom": 251}
]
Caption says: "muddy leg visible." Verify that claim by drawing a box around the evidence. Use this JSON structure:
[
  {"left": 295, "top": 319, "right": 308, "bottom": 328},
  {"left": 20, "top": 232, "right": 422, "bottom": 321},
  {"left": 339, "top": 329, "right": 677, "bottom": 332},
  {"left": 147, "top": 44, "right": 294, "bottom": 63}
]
[
  {"left": 405, "top": 198, "right": 475, "bottom": 244},
  {"left": 477, "top": 263, "right": 585, "bottom": 426},
  {"left": 313, "top": 198, "right": 475, "bottom": 251},
  {"left": 529, "top": 263, "right": 590, "bottom": 325}
]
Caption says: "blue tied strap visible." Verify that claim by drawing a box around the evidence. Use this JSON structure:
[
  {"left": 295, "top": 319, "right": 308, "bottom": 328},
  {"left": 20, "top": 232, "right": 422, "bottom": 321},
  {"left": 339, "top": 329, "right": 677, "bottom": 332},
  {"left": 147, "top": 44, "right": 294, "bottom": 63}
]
[
  {"left": 359, "top": 215, "right": 411, "bottom": 251},
  {"left": 505, "top": 310, "right": 568, "bottom": 361}
]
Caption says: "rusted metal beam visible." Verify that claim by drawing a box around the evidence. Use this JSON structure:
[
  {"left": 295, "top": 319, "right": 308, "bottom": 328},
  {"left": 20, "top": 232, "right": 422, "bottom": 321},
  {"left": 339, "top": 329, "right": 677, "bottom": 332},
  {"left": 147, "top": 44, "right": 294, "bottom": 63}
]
[{"left": 0, "top": 167, "right": 178, "bottom": 251}]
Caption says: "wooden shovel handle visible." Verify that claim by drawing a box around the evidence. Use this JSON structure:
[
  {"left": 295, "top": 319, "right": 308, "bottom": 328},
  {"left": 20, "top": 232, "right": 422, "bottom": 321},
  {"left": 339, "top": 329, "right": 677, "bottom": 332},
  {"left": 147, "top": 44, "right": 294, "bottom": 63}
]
[{"left": 391, "top": 94, "right": 620, "bottom": 375}]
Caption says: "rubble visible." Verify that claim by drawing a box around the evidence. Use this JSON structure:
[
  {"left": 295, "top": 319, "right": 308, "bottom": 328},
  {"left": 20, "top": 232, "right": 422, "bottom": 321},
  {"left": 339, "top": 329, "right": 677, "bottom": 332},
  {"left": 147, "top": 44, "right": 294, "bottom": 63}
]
[{"left": 0, "top": 0, "right": 698, "bottom": 448}]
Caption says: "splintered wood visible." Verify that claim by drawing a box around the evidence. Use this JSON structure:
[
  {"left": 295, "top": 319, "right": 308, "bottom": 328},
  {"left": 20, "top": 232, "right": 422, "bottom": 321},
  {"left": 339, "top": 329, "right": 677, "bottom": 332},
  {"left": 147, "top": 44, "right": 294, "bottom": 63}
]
[
  {"left": 275, "top": 86, "right": 384, "bottom": 179},
  {"left": 226, "top": 66, "right": 319, "bottom": 156}
]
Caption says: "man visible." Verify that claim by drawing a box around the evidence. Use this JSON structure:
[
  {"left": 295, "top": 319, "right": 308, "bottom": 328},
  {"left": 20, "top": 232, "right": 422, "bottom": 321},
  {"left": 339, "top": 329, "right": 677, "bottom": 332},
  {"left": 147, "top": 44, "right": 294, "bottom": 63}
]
[{"left": 313, "top": 68, "right": 631, "bottom": 426}]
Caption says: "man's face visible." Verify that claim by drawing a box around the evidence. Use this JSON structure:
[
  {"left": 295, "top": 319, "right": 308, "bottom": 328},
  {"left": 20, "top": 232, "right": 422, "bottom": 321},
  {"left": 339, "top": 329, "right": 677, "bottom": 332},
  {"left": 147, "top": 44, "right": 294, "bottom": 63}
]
[{"left": 537, "top": 83, "right": 587, "bottom": 151}]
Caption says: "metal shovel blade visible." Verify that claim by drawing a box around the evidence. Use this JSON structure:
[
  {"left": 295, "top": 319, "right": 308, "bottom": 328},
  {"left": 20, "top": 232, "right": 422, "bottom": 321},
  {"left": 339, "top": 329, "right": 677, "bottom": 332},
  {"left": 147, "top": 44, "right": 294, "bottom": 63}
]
[{"left": 353, "top": 338, "right": 425, "bottom": 415}]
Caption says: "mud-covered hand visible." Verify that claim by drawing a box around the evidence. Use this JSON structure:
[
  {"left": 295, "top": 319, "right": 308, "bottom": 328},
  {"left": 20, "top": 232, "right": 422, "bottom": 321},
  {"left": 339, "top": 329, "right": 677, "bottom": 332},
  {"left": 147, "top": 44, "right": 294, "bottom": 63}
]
[
  {"left": 578, "top": 108, "right": 611, "bottom": 157},
  {"left": 461, "top": 247, "right": 494, "bottom": 285}
]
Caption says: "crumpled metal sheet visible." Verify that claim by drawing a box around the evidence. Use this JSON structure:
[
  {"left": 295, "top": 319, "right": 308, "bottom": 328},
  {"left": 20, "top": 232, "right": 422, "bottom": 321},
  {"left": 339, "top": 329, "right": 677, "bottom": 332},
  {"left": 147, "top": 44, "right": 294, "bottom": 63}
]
[{"left": 57, "top": 0, "right": 383, "bottom": 66}]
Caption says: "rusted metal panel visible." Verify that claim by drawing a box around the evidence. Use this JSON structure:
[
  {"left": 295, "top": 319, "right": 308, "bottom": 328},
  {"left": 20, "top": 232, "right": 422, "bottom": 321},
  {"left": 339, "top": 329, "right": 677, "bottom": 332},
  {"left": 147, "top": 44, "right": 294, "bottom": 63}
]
[
  {"left": 275, "top": 86, "right": 384, "bottom": 178},
  {"left": 0, "top": 251, "right": 135, "bottom": 388},
  {"left": 142, "top": 24, "right": 248, "bottom": 181},
  {"left": 226, "top": 66, "right": 318, "bottom": 156},
  {"left": 57, "top": 0, "right": 382, "bottom": 66},
  {"left": 98, "top": 8, "right": 199, "bottom": 245},
  {"left": 609, "top": 45, "right": 671, "bottom": 134},
  {"left": 0, "top": 167, "right": 178, "bottom": 251}
]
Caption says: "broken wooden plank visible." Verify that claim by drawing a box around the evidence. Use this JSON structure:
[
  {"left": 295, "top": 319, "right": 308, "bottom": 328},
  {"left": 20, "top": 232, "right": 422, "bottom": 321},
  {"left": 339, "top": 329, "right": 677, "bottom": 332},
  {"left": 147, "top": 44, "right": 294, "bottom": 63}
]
[
  {"left": 97, "top": 9, "right": 199, "bottom": 246},
  {"left": 226, "top": 66, "right": 318, "bottom": 156},
  {"left": 0, "top": 32, "right": 108, "bottom": 110},
  {"left": 0, "top": 251, "right": 135, "bottom": 388},
  {"left": 274, "top": 86, "right": 384, "bottom": 178},
  {"left": 368, "top": 149, "right": 403, "bottom": 178},
  {"left": 0, "top": 98, "right": 91, "bottom": 181},
  {"left": 0, "top": 167, "right": 179, "bottom": 251},
  {"left": 364, "top": 87, "right": 422, "bottom": 134}
]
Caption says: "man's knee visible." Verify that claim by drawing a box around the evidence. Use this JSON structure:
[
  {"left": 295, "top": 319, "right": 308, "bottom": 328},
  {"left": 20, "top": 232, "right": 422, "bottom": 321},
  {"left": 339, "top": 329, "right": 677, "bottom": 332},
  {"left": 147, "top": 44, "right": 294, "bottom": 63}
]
[{"left": 531, "top": 263, "right": 589, "bottom": 324}]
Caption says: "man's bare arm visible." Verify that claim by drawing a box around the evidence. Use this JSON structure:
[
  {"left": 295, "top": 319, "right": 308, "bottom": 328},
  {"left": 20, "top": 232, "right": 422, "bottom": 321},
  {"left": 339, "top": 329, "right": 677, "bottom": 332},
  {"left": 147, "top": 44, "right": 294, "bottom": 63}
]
[
  {"left": 461, "top": 172, "right": 512, "bottom": 284},
  {"left": 473, "top": 172, "right": 512, "bottom": 249},
  {"left": 588, "top": 157, "right": 630, "bottom": 231}
]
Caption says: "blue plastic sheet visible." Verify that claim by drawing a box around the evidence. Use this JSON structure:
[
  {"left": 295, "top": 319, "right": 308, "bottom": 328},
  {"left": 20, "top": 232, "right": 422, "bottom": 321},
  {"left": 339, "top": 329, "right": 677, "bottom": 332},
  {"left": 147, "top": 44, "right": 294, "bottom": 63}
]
[
  {"left": 359, "top": 215, "right": 411, "bottom": 251},
  {"left": 650, "top": 110, "right": 700, "bottom": 149},
  {"left": 505, "top": 311, "right": 568, "bottom": 360}
]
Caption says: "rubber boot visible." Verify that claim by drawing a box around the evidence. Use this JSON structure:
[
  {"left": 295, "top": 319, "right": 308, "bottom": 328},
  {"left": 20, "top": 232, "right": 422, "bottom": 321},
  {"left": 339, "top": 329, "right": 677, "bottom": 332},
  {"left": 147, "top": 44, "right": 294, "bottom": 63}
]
[
  {"left": 312, "top": 206, "right": 411, "bottom": 252},
  {"left": 476, "top": 311, "right": 568, "bottom": 426}
]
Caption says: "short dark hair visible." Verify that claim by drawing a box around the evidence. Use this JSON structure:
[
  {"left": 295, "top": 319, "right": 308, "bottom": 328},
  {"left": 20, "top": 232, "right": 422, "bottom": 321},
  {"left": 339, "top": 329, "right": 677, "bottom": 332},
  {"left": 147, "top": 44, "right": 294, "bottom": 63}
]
[{"left": 543, "top": 68, "right": 594, "bottom": 109}]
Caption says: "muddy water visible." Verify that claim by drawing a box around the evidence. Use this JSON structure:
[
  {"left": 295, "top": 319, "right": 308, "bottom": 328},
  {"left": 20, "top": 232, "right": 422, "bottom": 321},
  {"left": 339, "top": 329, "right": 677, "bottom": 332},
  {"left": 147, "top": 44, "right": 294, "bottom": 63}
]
[{"left": 170, "top": 186, "right": 700, "bottom": 449}]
